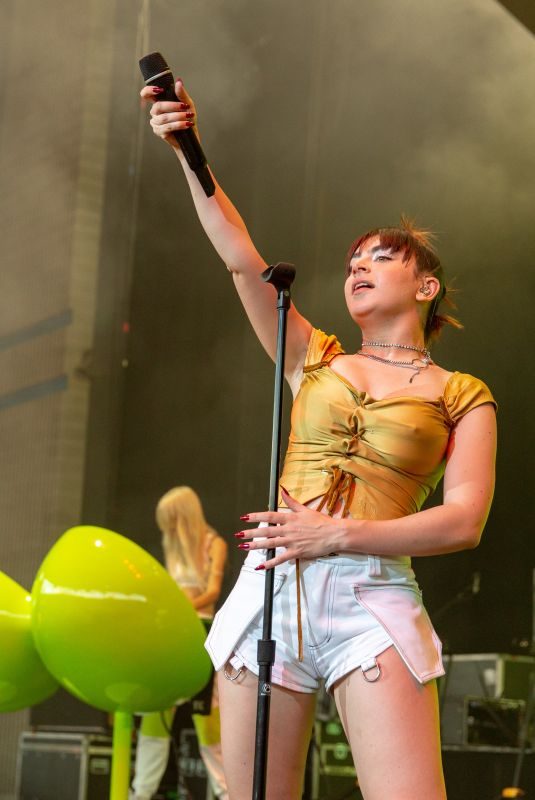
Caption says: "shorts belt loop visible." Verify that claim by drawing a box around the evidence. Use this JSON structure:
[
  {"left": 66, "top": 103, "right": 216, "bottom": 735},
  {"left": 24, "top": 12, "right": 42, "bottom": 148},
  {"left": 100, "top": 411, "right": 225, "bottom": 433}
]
[{"left": 367, "top": 555, "right": 381, "bottom": 577}]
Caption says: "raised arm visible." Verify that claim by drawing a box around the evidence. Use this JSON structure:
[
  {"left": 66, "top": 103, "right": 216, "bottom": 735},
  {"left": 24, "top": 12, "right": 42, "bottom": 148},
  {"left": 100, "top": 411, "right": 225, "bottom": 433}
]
[{"left": 140, "top": 80, "right": 312, "bottom": 390}]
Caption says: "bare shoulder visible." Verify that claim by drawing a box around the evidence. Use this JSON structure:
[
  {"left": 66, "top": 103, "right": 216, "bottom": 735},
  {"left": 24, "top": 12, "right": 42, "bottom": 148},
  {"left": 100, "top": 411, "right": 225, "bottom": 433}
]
[
  {"left": 430, "top": 363, "right": 453, "bottom": 378},
  {"left": 428, "top": 363, "right": 455, "bottom": 391}
]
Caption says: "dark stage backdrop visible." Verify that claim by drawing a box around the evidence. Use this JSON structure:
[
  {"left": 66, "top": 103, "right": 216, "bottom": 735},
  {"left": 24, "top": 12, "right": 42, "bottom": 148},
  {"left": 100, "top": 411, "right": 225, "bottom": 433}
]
[
  {"left": 87, "top": 0, "right": 535, "bottom": 657},
  {"left": 1, "top": 1, "right": 533, "bottom": 797}
]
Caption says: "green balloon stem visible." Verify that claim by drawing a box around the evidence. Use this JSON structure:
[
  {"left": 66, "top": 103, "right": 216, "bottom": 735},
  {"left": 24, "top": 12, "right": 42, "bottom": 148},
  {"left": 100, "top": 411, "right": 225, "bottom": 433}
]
[{"left": 110, "top": 711, "right": 133, "bottom": 800}]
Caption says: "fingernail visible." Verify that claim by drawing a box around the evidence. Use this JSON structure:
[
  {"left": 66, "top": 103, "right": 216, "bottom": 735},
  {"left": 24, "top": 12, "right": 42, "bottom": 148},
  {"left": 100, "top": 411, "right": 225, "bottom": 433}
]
[
  {"left": 180, "top": 103, "right": 190, "bottom": 109},
  {"left": 185, "top": 111, "right": 195, "bottom": 119},
  {"left": 151, "top": 86, "right": 164, "bottom": 93},
  {"left": 185, "top": 120, "right": 195, "bottom": 127},
  {"left": 240, "top": 515, "right": 250, "bottom": 521},
  {"left": 234, "top": 532, "right": 245, "bottom": 538},
  {"left": 238, "top": 543, "right": 250, "bottom": 550},
  {"left": 255, "top": 564, "right": 265, "bottom": 571}
]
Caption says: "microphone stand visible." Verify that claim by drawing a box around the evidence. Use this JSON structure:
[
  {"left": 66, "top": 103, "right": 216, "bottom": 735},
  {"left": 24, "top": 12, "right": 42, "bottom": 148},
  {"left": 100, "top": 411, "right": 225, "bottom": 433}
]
[
  {"left": 431, "top": 573, "right": 480, "bottom": 718},
  {"left": 432, "top": 571, "right": 480, "bottom": 626},
  {"left": 252, "top": 262, "right": 296, "bottom": 800}
]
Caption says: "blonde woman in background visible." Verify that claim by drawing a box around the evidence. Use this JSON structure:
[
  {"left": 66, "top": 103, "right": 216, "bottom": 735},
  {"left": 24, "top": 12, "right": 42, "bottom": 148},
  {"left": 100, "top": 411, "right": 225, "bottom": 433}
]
[{"left": 130, "top": 486, "right": 228, "bottom": 800}]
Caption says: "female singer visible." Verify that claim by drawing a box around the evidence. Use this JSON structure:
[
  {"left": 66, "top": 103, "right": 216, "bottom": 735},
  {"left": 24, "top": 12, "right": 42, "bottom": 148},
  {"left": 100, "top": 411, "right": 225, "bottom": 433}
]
[{"left": 140, "top": 79, "right": 496, "bottom": 800}]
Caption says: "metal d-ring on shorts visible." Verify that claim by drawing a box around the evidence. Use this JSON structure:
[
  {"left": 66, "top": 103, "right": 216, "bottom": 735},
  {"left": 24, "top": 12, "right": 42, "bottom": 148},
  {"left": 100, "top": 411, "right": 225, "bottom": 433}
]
[{"left": 205, "top": 536, "right": 444, "bottom": 693}]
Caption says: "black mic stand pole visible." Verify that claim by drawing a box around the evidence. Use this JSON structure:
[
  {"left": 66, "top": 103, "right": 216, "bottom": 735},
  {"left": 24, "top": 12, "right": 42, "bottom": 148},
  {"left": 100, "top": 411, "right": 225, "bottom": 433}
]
[
  {"left": 431, "top": 573, "right": 480, "bottom": 717},
  {"left": 252, "top": 262, "right": 296, "bottom": 800}
]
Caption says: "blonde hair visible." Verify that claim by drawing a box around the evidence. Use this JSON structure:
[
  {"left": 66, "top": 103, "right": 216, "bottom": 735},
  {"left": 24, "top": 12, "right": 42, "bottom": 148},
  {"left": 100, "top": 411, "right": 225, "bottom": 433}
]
[{"left": 156, "top": 486, "right": 213, "bottom": 588}]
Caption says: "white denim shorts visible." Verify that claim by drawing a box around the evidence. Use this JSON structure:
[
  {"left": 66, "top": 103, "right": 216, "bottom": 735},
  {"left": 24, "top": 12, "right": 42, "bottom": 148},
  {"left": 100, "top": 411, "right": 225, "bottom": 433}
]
[{"left": 205, "top": 541, "right": 444, "bottom": 694}]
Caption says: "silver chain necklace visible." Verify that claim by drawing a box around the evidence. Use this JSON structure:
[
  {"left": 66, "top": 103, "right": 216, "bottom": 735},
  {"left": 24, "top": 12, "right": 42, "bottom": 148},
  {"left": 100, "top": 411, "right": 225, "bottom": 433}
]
[{"left": 358, "top": 340, "right": 432, "bottom": 383}]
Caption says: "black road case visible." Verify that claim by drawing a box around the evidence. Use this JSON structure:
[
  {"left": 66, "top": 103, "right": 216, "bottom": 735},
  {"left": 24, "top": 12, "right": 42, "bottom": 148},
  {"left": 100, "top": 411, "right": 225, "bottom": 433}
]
[{"left": 16, "top": 732, "right": 112, "bottom": 800}]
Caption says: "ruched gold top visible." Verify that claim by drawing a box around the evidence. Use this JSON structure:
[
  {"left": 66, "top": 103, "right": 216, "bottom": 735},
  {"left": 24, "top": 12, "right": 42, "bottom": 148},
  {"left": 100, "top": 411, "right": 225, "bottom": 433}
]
[{"left": 279, "top": 328, "right": 496, "bottom": 519}]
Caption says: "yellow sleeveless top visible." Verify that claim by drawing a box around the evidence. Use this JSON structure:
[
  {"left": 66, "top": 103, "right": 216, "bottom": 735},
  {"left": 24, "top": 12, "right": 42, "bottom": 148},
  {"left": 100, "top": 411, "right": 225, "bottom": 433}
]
[{"left": 279, "top": 328, "right": 496, "bottom": 519}]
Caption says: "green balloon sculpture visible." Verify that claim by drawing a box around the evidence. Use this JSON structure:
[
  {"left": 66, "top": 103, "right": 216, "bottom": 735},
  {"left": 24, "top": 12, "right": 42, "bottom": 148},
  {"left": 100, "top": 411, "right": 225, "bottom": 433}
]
[
  {"left": 0, "top": 572, "right": 58, "bottom": 712},
  {"left": 31, "top": 525, "right": 210, "bottom": 711},
  {"left": 31, "top": 526, "right": 212, "bottom": 800}
]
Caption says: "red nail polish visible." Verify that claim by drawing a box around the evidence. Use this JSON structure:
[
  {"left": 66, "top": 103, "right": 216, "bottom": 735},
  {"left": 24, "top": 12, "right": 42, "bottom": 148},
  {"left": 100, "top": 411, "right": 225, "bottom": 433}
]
[
  {"left": 234, "top": 532, "right": 245, "bottom": 538},
  {"left": 185, "top": 120, "right": 195, "bottom": 127},
  {"left": 240, "top": 515, "right": 250, "bottom": 521},
  {"left": 255, "top": 564, "right": 265, "bottom": 571},
  {"left": 151, "top": 86, "right": 164, "bottom": 93},
  {"left": 185, "top": 111, "right": 195, "bottom": 119},
  {"left": 180, "top": 103, "right": 190, "bottom": 109},
  {"left": 238, "top": 543, "right": 250, "bottom": 550}
]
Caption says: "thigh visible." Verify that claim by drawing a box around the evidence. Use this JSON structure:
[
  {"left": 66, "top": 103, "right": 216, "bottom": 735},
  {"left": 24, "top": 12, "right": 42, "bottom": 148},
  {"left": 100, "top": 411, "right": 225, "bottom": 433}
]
[
  {"left": 217, "top": 666, "right": 316, "bottom": 800},
  {"left": 333, "top": 645, "right": 446, "bottom": 800}
]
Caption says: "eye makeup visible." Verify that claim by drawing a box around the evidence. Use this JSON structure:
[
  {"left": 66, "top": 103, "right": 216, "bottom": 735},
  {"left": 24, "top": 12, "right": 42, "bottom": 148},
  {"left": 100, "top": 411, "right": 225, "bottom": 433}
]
[{"left": 351, "top": 245, "right": 395, "bottom": 262}]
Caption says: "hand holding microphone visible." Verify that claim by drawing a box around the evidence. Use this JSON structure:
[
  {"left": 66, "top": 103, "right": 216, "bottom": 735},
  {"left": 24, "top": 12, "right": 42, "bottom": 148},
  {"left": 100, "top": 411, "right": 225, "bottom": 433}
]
[{"left": 139, "top": 52, "right": 215, "bottom": 197}]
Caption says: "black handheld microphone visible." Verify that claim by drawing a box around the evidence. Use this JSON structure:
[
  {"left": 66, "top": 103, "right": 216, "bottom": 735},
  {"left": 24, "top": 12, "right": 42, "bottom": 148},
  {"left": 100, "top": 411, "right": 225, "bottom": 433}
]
[{"left": 139, "top": 51, "right": 215, "bottom": 197}]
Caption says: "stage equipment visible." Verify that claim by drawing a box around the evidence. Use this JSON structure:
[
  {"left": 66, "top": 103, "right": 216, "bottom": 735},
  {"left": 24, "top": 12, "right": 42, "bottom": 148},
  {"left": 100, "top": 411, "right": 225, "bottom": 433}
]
[
  {"left": 30, "top": 526, "right": 212, "bottom": 800},
  {"left": 308, "top": 681, "right": 534, "bottom": 799},
  {"left": 158, "top": 702, "right": 212, "bottom": 800},
  {"left": 30, "top": 686, "right": 110, "bottom": 733},
  {"left": 0, "top": 571, "right": 58, "bottom": 713},
  {"left": 139, "top": 52, "right": 215, "bottom": 197},
  {"left": 303, "top": 686, "right": 362, "bottom": 799},
  {"left": 465, "top": 696, "right": 529, "bottom": 747},
  {"left": 502, "top": 584, "right": 535, "bottom": 800},
  {"left": 439, "top": 653, "right": 535, "bottom": 748},
  {"left": 442, "top": 749, "right": 535, "bottom": 799},
  {"left": 15, "top": 731, "right": 112, "bottom": 800},
  {"left": 251, "top": 263, "right": 295, "bottom": 800},
  {"left": 308, "top": 718, "right": 362, "bottom": 800}
]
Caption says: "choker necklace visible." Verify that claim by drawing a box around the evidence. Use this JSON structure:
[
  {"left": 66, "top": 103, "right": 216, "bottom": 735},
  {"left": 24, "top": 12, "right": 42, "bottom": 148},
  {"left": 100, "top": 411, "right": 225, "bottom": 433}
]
[{"left": 358, "top": 340, "right": 432, "bottom": 383}]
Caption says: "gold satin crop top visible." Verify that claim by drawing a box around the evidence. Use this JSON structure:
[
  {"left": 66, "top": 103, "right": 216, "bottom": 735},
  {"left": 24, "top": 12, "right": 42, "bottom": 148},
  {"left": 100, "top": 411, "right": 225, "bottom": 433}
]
[{"left": 279, "top": 328, "right": 497, "bottom": 520}]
